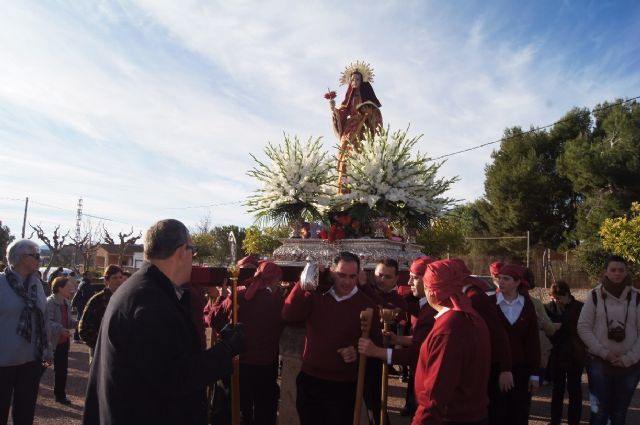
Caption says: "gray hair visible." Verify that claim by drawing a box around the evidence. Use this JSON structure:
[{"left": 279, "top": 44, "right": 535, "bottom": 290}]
[
  {"left": 144, "top": 219, "right": 189, "bottom": 260},
  {"left": 6, "top": 239, "right": 40, "bottom": 266}
]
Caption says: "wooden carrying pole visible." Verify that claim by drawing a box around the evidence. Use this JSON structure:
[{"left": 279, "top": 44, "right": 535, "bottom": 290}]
[
  {"left": 380, "top": 308, "right": 401, "bottom": 425},
  {"left": 353, "top": 308, "right": 374, "bottom": 425},
  {"left": 229, "top": 266, "right": 241, "bottom": 425}
]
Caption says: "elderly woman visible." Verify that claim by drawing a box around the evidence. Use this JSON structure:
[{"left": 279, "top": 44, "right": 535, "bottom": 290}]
[
  {"left": 0, "top": 239, "right": 50, "bottom": 425},
  {"left": 46, "top": 276, "right": 77, "bottom": 405}
]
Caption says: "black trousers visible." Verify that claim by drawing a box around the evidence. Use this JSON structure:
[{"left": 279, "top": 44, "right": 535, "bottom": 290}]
[
  {"left": 53, "top": 341, "right": 70, "bottom": 400},
  {"left": 239, "top": 362, "right": 279, "bottom": 425},
  {"left": 296, "top": 371, "right": 356, "bottom": 425},
  {"left": 549, "top": 362, "right": 583, "bottom": 425},
  {"left": 488, "top": 365, "right": 531, "bottom": 425},
  {"left": 0, "top": 361, "right": 43, "bottom": 425}
]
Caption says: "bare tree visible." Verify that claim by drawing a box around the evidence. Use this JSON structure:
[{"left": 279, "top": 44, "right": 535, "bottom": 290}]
[
  {"left": 72, "top": 219, "right": 102, "bottom": 271},
  {"left": 29, "top": 224, "right": 70, "bottom": 277},
  {"left": 102, "top": 227, "right": 142, "bottom": 266},
  {"left": 194, "top": 212, "right": 213, "bottom": 235}
]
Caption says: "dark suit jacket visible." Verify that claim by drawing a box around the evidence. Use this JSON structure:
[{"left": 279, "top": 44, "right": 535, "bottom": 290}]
[{"left": 82, "top": 262, "right": 233, "bottom": 425}]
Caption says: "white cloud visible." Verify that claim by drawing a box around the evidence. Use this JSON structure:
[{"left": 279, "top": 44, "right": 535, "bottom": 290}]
[{"left": 1, "top": 0, "right": 638, "bottom": 238}]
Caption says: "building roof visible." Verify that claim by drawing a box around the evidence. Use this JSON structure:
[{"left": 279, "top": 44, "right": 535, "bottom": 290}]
[{"left": 98, "top": 243, "right": 144, "bottom": 255}]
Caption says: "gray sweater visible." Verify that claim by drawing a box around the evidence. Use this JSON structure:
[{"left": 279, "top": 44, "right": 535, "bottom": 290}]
[{"left": 0, "top": 270, "right": 49, "bottom": 366}]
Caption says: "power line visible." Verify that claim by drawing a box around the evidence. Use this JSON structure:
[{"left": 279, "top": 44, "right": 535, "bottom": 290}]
[
  {"left": 430, "top": 95, "right": 639, "bottom": 161},
  {"left": 5, "top": 198, "right": 127, "bottom": 226},
  {"left": 163, "top": 200, "right": 244, "bottom": 210}
]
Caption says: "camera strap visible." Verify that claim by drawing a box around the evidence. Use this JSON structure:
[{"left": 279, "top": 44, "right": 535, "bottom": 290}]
[{"left": 601, "top": 287, "right": 632, "bottom": 328}]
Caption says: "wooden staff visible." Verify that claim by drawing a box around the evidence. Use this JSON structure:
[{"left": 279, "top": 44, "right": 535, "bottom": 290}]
[
  {"left": 228, "top": 265, "right": 241, "bottom": 425},
  {"left": 353, "top": 308, "right": 374, "bottom": 425},
  {"left": 380, "top": 308, "right": 401, "bottom": 425}
]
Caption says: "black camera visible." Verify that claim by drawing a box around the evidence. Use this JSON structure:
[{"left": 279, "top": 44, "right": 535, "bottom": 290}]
[{"left": 607, "top": 323, "right": 626, "bottom": 343}]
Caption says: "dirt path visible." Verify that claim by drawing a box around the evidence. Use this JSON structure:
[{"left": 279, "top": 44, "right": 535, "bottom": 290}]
[{"left": 31, "top": 340, "right": 639, "bottom": 424}]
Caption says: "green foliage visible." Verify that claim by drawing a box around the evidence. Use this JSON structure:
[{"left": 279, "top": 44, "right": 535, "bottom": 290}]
[
  {"left": 482, "top": 110, "right": 584, "bottom": 252},
  {"left": 211, "top": 225, "right": 246, "bottom": 266},
  {"left": 242, "top": 226, "right": 288, "bottom": 257},
  {"left": 192, "top": 233, "right": 216, "bottom": 264},
  {"left": 191, "top": 225, "right": 247, "bottom": 266},
  {"left": 574, "top": 241, "right": 611, "bottom": 280},
  {"left": 558, "top": 100, "right": 640, "bottom": 242},
  {"left": 600, "top": 202, "right": 640, "bottom": 264},
  {"left": 415, "top": 213, "right": 468, "bottom": 258},
  {"left": 0, "top": 224, "right": 15, "bottom": 263}
]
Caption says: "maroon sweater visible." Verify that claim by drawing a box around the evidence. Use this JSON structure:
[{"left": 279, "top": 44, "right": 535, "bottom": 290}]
[
  {"left": 211, "top": 287, "right": 284, "bottom": 365},
  {"left": 464, "top": 286, "right": 512, "bottom": 372},
  {"left": 490, "top": 294, "right": 540, "bottom": 376},
  {"left": 413, "top": 310, "right": 491, "bottom": 425},
  {"left": 359, "top": 283, "right": 409, "bottom": 312},
  {"left": 282, "top": 283, "right": 382, "bottom": 382},
  {"left": 391, "top": 302, "right": 436, "bottom": 367}
]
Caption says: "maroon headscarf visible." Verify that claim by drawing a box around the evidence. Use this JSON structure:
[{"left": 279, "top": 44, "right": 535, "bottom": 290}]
[
  {"left": 244, "top": 261, "right": 282, "bottom": 301},
  {"left": 449, "top": 258, "right": 490, "bottom": 292},
  {"left": 497, "top": 263, "right": 530, "bottom": 293},
  {"left": 489, "top": 261, "right": 504, "bottom": 278},
  {"left": 409, "top": 256, "right": 437, "bottom": 276},
  {"left": 423, "top": 259, "right": 473, "bottom": 313}
]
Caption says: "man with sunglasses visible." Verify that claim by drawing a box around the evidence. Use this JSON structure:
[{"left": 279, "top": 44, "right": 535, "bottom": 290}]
[
  {"left": 83, "top": 219, "right": 244, "bottom": 425},
  {"left": 0, "top": 239, "right": 51, "bottom": 425}
]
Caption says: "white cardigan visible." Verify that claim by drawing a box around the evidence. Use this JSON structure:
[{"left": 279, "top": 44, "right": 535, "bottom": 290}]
[{"left": 577, "top": 284, "right": 640, "bottom": 367}]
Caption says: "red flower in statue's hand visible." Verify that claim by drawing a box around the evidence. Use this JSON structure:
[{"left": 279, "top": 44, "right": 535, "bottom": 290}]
[
  {"left": 328, "top": 225, "right": 345, "bottom": 242},
  {"left": 324, "top": 90, "right": 337, "bottom": 100},
  {"left": 336, "top": 214, "right": 351, "bottom": 226}
]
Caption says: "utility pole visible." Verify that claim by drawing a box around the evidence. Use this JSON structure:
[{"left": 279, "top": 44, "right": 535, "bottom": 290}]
[
  {"left": 526, "top": 231, "right": 530, "bottom": 268},
  {"left": 74, "top": 197, "right": 83, "bottom": 267},
  {"left": 21, "top": 197, "right": 29, "bottom": 238}
]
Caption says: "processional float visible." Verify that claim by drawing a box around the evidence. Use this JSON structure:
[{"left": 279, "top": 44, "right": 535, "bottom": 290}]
[{"left": 194, "top": 61, "right": 456, "bottom": 424}]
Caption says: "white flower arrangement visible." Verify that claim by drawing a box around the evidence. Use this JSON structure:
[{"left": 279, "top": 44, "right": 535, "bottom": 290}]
[
  {"left": 246, "top": 135, "right": 334, "bottom": 225},
  {"left": 335, "top": 127, "right": 457, "bottom": 228}
]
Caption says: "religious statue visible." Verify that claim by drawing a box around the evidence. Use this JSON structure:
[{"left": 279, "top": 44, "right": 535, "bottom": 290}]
[{"left": 327, "top": 61, "right": 383, "bottom": 193}]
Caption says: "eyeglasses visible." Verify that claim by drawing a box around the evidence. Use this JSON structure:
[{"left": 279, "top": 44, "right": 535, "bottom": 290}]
[{"left": 24, "top": 253, "right": 41, "bottom": 260}]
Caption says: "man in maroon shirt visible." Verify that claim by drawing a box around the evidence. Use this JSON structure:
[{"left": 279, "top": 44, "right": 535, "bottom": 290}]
[
  {"left": 413, "top": 259, "right": 491, "bottom": 425},
  {"left": 358, "top": 256, "right": 438, "bottom": 418},
  {"left": 282, "top": 251, "right": 382, "bottom": 425},
  {"left": 211, "top": 261, "right": 284, "bottom": 425},
  {"left": 358, "top": 257, "right": 409, "bottom": 424}
]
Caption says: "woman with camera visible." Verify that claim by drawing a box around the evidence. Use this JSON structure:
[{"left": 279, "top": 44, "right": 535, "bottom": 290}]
[{"left": 577, "top": 255, "right": 640, "bottom": 425}]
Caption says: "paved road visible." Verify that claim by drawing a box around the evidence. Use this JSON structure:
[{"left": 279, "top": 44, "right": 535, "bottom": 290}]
[{"left": 31, "top": 341, "right": 639, "bottom": 424}]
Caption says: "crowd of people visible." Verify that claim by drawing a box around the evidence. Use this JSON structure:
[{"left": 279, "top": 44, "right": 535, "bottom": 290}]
[{"left": 0, "top": 219, "right": 638, "bottom": 425}]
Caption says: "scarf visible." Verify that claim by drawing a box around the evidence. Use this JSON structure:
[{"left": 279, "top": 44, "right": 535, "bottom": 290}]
[
  {"left": 497, "top": 263, "right": 530, "bottom": 294},
  {"left": 4, "top": 268, "right": 48, "bottom": 361},
  {"left": 423, "top": 259, "right": 473, "bottom": 313},
  {"left": 601, "top": 274, "right": 632, "bottom": 299},
  {"left": 409, "top": 256, "right": 436, "bottom": 276}
]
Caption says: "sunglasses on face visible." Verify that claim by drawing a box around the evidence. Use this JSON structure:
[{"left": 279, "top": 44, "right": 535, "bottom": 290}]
[{"left": 185, "top": 244, "right": 197, "bottom": 257}]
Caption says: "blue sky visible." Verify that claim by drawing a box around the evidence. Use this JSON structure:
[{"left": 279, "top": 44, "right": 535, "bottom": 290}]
[{"left": 1, "top": 0, "right": 639, "bottom": 240}]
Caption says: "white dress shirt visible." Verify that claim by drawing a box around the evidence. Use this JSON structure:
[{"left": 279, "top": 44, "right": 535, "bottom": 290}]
[{"left": 496, "top": 292, "right": 525, "bottom": 325}]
